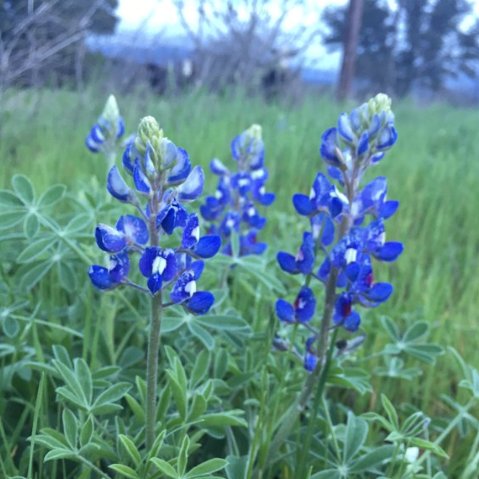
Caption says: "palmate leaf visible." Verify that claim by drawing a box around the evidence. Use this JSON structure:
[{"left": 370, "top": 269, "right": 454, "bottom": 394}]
[
  {"left": 12, "top": 175, "right": 35, "bottom": 204},
  {"left": 17, "top": 236, "right": 56, "bottom": 263},
  {"left": 38, "top": 184, "right": 66, "bottom": 208},
  {"left": 343, "top": 413, "right": 369, "bottom": 463}
]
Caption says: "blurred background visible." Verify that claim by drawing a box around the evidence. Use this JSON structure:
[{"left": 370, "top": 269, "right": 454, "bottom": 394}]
[{"left": 1, "top": 0, "right": 479, "bottom": 103}]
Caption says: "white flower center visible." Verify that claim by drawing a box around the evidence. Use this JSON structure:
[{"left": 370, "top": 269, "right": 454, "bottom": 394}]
[
  {"left": 191, "top": 225, "right": 200, "bottom": 241},
  {"left": 345, "top": 248, "right": 357, "bottom": 264},
  {"left": 251, "top": 169, "right": 265, "bottom": 180},
  {"left": 226, "top": 218, "right": 235, "bottom": 228},
  {"left": 185, "top": 280, "right": 196, "bottom": 296},
  {"left": 238, "top": 178, "right": 249, "bottom": 187},
  {"left": 248, "top": 207, "right": 255, "bottom": 216},
  {"left": 215, "top": 190, "right": 223, "bottom": 199},
  {"left": 152, "top": 256, "right": 167, "bottom": 275}
]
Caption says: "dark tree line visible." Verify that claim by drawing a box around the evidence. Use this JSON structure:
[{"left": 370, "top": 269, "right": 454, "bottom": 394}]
[
  {"left": 324, "top": 0, "right": 479, "bottom": 96},
  {"left": 0, "top": 0, "right": 119, "bottom": 91}
]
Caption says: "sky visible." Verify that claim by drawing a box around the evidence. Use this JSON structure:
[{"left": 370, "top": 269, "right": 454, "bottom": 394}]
[{"left": 114, "top": 0, "right": 479, "bottom": 70}]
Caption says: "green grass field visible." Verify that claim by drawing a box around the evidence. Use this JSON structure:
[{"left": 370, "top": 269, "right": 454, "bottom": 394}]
[{"left": 1, "top": 85, "right": 479, "bottom": 477}]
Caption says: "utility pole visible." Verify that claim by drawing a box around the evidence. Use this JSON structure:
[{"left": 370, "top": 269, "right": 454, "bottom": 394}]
[{"left": 337, "top": 0, "right": 364, "bottom": 101}]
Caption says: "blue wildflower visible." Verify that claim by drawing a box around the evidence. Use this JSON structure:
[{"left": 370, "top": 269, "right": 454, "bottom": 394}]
[
  {"left": 89, "top": 115, "right": 220, "bottom": 316},
  {"left": 275, "top": 94, "right": 403, "bottom": 372},
  {"left": 200, "top": 124, "right": 275, "bottom": 256}
]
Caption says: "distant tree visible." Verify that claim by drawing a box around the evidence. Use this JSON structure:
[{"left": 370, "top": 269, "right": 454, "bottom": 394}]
[
  {"left": 323, "top": 0, "right": 479, "bottom": 96},
  {"left": 0, "top": 0, "right": 119, "bottom": 91},
  {"left": 174, "top": 0, "right": 323, "bottom": 96},
  {"left": 337, "top": 0, "right": 365, "bottom": 101}
]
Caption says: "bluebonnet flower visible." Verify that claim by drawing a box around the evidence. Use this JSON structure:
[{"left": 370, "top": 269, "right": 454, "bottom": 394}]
[
  {"left": 85, "top": 95, "right": 127, "bottom": 166},
  {"left": 89, "top": 115, "right": 220, "bottom": 315},
  {"left": 200, "top": 125, "right": 275, "bottom": 256},
  {"left": 275, "top": 94, "right": 403, "bottom": 372}
]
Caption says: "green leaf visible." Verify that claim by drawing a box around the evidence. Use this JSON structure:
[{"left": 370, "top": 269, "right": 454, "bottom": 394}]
[
  {"left": 310, "top": 470, "right": 341, "bottom": 479},
  {"left": 35, "top": 428, "right": 69, "bottom": 450},
  {"left": 380, "top": 316, "right": 399, "bottom": 340},
  {"left": 403, "top": 321, "right": 429, "bottom": 342},
  {"left": 189, "top": 394, "right": 207, "bottom": 421},
  {"left": 79, "top": 416, "right": 94, "bottom": 448},
  {"left": 191, "top": 350, "right": 210, "bottom": 386},
  {"left": 0, "top": 211, "right": 25, "bottom": 230},
  {"left": 17, "top": 237, "right": 55, "bottom": 263},
  {"left": 65, "top": 213, "right": 92, "bottom": 234},
  {"left": 118, "top": 434, "right": 142, "bottom": 467},
  {"left": 53, "top": 360, "right": 87, "bottom": 407},
  {"left": 44, "top": 449, "right": 77, "bottom": 462},
  {"left": 38, "top": 185, "right": 66, "bottom": 208},
  {"left": 188, "top": 321, "right": 215, "bottom": 350},
  {"left": 186, "top": 458, "right": 228, "bottom": 478},
  {"left": 161, "top": 315, "right": 186, "bottom": 333},
  {"left": 150, "top": 458, "right": 178, "bottom": 478},
  {"left": 409, "top": 437, "right": 448, "bottom": 459},
  {"left": 178, "top": 435, "right": 190, "bottom": 477},
  {"left": 18, "top": 260, "right": 53, "bottom": 291},
  {"left": 62, "top": 409, "right": 78, "bottom": 449},
  {"left": 56, "top": 387, "right": 88, "bottom": 410},
  {"left": 200, "top": 410, "right": 247, "bottom": 428},
  {"left": 196, "top": 314, "right": 250, "bottom": 332},
  {"left": 343, "top": 413, "right": 368, "bottom": 463},
  {"left": 349, "top": 445, "right": 395, "bottom": 472},
  {"left": 0, "top": 189, "right": 23, "bottom": 207},
  {"left": 74, "top": 359, "right": 93, "bottom": 404},
  {"left": 92, "top": 383, "right": 131, "bottom": 414},
  {"left": 166, "top": 372, "right": 187, "bottom": 420},
  {"left": 12, "top": 175, "right": 35, "bottom": 204},
  {"left": 381, "top": 395, "right": 399, "bottom": 431},
  {"left": 109, "top": 464, "right": 140, "bottom": 479},
  {"left": 23, "top": 214, "right": 39, "bottom": 238},
  {"left": 3, "top": 315, "right": 20, "bottom": 338},
  {"left": 404, "top": 344, "right": 443, "bottom": 364},
  {"left": 225, "top": 455, "right": 247, "bottom": 479},
  {"left": 58, "top": 261, "right": 77, "bottom": 292},
  {"left": 125, "top": 394, "right": 145, "bottom": 422}
]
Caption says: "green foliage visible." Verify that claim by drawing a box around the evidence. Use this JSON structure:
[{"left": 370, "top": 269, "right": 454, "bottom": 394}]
[{"left": 1, "top": 88, "right": 479, "bottom": 478}]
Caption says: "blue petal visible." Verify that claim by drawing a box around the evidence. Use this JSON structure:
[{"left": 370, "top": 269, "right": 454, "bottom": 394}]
[
  {"left": 182, "top": 214, "right": 200, "bottom": 249},
  {"left": 376, "top": 242, "right": 403, "bottom": 262},
  {"left": 275, "top": 299, "right": 294, "bottom": 323},
  {"left": 116, "top": 215, "right": 149, "bottom": 245},
  {"left": 116, "top": 118, "right": 125, "bottom": 138},
  {"left": 304, "top": 352, "right": 318, "bottom": 372},
  {"left": 85, "top": 135, "right": 101, "bottom": 152},
  {"left": 122, "top": 143, "right": 136, "bottom": 175},
  {"left": 210, "top": 158, "right": 229, "bottom": 175},
  {"left": 90, "top": 124, "right": 105, "bottom": 143},
  {"left": 95, "top": 224, "right": 126, "bottom": 253},
  {"left": 109, "top": 253, "right": 130, "bottom": 283},
  {"left": 139, "top": 247, "right": 157, "bottom": 277},
  {"left": 343, "top": 311, "right": 361, "bottom": 332},
  {"left": 257, "top": 191, "right": 275, "bottom": 206},
  {"left": 160, "top": 138, "right": 179, "bottom": 168},
  {"left": 147, "top": 273, "right": 162, "bottom": 294},
  {"left": 168, "top": 147, "right": 192, "bottom": 184},
  {"left": 190, "top": 260, "right": 205, "bottom": 279},
  {"left": 107, "top": 166, "right": 131, "bottom": 202},
  {"left": 297, "top": 232, "right": 315, "bottom": 275},
  {"left": 320, "top": 127, "right": 339, "bottom": 165},
  {"left": 294, "top": 287, "right": 316, "bottom": 323},
  {"left": 367, "top": 282, "right": 393, "bottom": 303},
  {"left": 322, "top": 216, "right": 335, "bottom": 246},
  {"left": 277, "top": 252, "right": 298, "bottom": 274},
  {"left": 160, "top": 201, "right": 188, "bottom": 235},
  {"left": 337, "top": 113, "right": 355, "bottom": 142},
  {"left": 377, "top": 125, "right": 398, "bottom": 150},
  {"left": 133, "top": 163, "right": 151, "bottom": 194},
  {"left": 357, "top": 131, "right": 369, "bottom": 156},
  {"left": 379, "top": 200, "right": 399, "bottom": 219},
  {"left": 195, "top": 235, "right": 221, "bottom": 258},
  {"left": 186, "top": 291, "right": 214, "bottom": 314},
  {"left": 177, "top": 166, "right": 204, "bottom": 201},
  {"left": 292, "top": 194, "right": 313, "bottom": 216},
  {"left": 327, "top": 166, "right": 344, "bottom": 184},
  {"left": 329, "top": 197, "right": 343, "bottom": 218},
  {"left": 88, "top": 265, "right": 113, "bottom": 289}
]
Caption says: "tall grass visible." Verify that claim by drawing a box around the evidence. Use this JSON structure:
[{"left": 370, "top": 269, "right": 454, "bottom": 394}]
[{"left": 2, "top": 84, "right": 479, "bottom": 425}]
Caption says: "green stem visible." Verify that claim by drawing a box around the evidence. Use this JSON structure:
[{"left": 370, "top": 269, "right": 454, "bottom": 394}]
[
  {"left": 296, "top": 328, "right": 339, "bottom": 477},
  {"left": 145, "top": 293, "right": 162, "bottom": 450}
]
